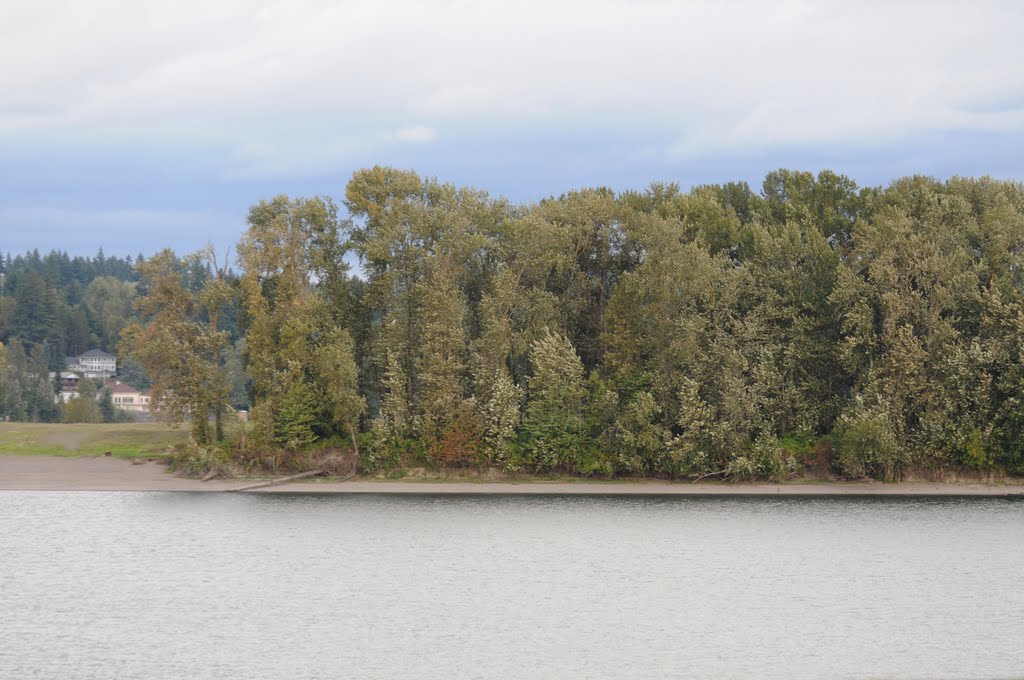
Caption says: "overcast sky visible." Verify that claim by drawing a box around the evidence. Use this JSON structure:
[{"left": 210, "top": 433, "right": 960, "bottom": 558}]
[{"left": 3, "top": 0, "right": 1024, "bottom": 257}]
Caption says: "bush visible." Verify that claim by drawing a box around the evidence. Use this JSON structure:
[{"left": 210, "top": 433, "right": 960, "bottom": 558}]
[
  {"left": 172, "top": 440, "right": 231, "bottom": 477},
  {"left": 575, "top": 445, "right": 616, "bottom": 478},
  {"left": 360, "top": 431, "right": 432, "bottom": 474},
  {"left": 808, "top": 437, "right": 836, "bottom": 478},
  {"left": 361, "top": 434, "right": 403, "bottom": 474},
  {"left": 429, "top": 401, "right": 483, "bottom": 467},
  {"left": 312, "top": 447, "right": 358, "bottom": 477},
  {"left": 835, "top": 403, "right": 900, "bottom": 480},
  {"left": 659, "top": 436, "right": 713, "bottom": 479},
  {"left": 962, "top": 428, "right": 991, "bottom": 470},
  {"left": 724, "top": 436, "right": 795, "bottom": 481},
  {"left": 607, "top": 391, "right": 668, "bottom": 476}
]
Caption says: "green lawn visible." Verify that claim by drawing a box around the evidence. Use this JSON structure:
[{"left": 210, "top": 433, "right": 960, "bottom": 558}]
[{"left": 0, "top": 422, "right": 189, "bottom": 458}]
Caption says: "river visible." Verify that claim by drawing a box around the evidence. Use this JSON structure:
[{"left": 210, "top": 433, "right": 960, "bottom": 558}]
[{"left": 1, "top": 492, "right": 1022, "bottom": 679}]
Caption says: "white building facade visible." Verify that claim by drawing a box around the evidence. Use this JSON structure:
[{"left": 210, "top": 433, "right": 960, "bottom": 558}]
[{"left": 66, "top": 349, "right": 117, "bottom": 379}]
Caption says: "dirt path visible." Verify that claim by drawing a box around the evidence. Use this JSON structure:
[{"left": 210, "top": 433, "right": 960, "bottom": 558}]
[{"left": 2, "top": 456, "right": 1023, "bottom": 495}]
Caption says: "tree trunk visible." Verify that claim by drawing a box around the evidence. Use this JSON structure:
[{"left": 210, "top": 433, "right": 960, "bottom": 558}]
[{"left": 349, "top": 423, "right": 360, "bottom": 459}]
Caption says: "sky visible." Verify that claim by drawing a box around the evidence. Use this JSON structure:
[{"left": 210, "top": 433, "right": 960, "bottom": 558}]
[{"left": 3, "top": 0, "right": 1024, "bottom": 257}]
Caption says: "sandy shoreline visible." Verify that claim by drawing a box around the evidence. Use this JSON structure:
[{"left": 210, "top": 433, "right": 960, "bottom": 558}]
[{"left": 1, "top": 455, "right": 1023, "bottom": 495}]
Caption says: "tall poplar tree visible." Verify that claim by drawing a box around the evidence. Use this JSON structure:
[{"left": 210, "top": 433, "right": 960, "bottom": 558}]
[{"left": 121, "top": 249, "right": 231, "bottom": 445}]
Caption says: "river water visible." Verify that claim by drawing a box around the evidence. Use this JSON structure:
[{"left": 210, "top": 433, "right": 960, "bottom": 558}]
[{"left": 1, "top": 492, "right": 1022, "bottom": 679}]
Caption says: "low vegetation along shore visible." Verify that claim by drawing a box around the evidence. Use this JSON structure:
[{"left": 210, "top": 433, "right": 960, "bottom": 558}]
[
  {"left": 1, "top": 455, "right": 1022, "bottom": 495},
  {"left": 1, "top": 424, "right": 1022, "bottom": 494}
]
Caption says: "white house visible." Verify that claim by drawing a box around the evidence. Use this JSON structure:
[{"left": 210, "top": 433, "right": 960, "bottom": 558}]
[
  {"left": 49, "top": 371, "right": 82, "bottom": 404},
  {"left": 66, "top": 349, "right": 117, "bottom": 379}
]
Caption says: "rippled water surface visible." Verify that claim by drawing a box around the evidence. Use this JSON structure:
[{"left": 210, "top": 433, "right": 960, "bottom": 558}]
[{"left": 1, "top": 492, "right": 1022, "bottom": 679}]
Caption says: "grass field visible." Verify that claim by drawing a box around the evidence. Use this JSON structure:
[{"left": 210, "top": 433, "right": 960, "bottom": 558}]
[{"left": 0, "top": 422, "right": 189, "bottom": 458}]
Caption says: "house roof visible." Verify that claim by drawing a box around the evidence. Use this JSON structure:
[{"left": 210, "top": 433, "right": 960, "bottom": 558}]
[
  {"left": 109, "top": 382, "right": 141, "bottom": 395},
  {"left": 78, "top": 349, "right": 115, "bottom": 359}
]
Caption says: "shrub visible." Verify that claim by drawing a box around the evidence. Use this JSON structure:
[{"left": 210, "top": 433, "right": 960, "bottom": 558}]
[
  {"left": 835, "top": 402, "right": 899, "bottom": 480},
  {"left": 361, "top": 432, "right": 403, "bottom": 474},
  {"left": 607, "top": 391, "right": 668, "bottom": 476},
  {"left": 658, "top": 443, "right": 707, "bottom": 478},
  {"left": 724, "top": 436, "right": 794, "bottom": 481},
  {"left": 172, "top": 439, "right": 231, "bottom": 477},
  {"left": 961, "top": 428, "right": 991, "bottom": 470},
  {"left": 430, "top": 401, "right": 483, "bottom": 467},
  {"left": 808, "top": 437, "right": 836, "bottom": 478}
]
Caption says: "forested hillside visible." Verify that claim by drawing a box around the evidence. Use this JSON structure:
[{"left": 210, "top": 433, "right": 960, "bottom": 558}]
[
  {"left": 0, "top": 250, "right": 138, "bottom": 359},
  {"left": 0, "top": 250, "right": 245, "bottom": 421},
  {"left": 6, "top": 168, "right": 1024, "bottom": 480}
]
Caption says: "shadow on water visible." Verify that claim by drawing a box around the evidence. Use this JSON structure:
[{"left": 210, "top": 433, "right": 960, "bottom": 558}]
[{"left": 235, "top": 489, "right": 1024, "bottom": 511}]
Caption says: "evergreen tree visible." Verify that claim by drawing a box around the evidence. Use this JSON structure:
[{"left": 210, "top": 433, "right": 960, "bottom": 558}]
[{"left": 98, "top": 386, "right": 115, "bottom": 423}]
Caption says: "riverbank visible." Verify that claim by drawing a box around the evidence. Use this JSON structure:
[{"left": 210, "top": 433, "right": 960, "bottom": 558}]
[{"left": 2, "top": 455, "right": 1023, "bottom": 495}]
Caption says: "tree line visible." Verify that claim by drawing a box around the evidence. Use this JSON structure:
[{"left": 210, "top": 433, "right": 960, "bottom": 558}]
[{"left": 8, "top": 168, "right": 1024, "bottom": 480}]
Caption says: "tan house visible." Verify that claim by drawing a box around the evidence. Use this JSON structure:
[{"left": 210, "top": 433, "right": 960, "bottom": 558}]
[{"left": 109, "top": 381, "right": 152, "bottom": 413}]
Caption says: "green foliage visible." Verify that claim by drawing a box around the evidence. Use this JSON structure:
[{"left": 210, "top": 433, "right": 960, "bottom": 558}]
[
  {"left": 374, "top": 349, "right": 419, "bottom": 443},
  {"left": 725, "top": 436, "right": 797, "bottom": 481},
  {"left": 361, "top": 434, "right": 427, "bottom": 474},
  {"left": 117, "top": 359, "right": 152, "bottom": 390},
  {"left": 12, "top": 170, "right": 1024, "bottom": 481},
  {"left": 962, "top": 428, "right": 990, "bottom": 470},
  {"left": 314, "top": 328, "right": 365, "bottom": 445},
  {"left": 83, "top": 277, "right": 136, "bottom": 350},
  {"left": 521, "top": 330, "right": 588, "bottom": 471},
  {"left": 172, "top": 439, "right": 231, "bottom": 477},
  {"left": 663, "top": 378, "right": 737, "bottom": 478},
  {"left": 237, "top": 196, "right": 352, "bottom": 452},
  {"left": 604, "top": 391, "right": 669, "bottom": 476},
  {"left": 0, "top": 339, "right": 59, "bottom": 423},
  {"left": 120, "top": 249, "right": 232, "bottom": 446},
  {"left": 834, "top": 400, "right": 901, "bottom": 480},
  {"left": 274, "top": 371, "right": 319, "bottom": 450},
  {"left": 62, "top": 379, "right": 100, "bottom": 423},
  {"left": 98, "top": 386, "right": 115, "bottom": 423},
  {"left": 11, "top": 269, "right": 62, "bottom": 367},
  {"left": 480, "top": 368, "right": 523, "bottom": 467},
  {"left": 0, "top": 249, "right": 207, "bottom": 379}
]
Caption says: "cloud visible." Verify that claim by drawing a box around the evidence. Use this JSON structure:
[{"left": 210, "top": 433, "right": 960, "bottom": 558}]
[
  {"left": 2, "top": 0, "right": 1023, "bottom": 158},
  {"left": 394, "top": 125, "right": 437, "bottom": 143},
  {"left": 223, "top": 134, "right": 380, "bottom": 180},
  {"left": 221, "top": 125, "right": 440, "bottom": 178},
  {"left": 7, "top": 0, "right": 1024, "bottom": 258}
]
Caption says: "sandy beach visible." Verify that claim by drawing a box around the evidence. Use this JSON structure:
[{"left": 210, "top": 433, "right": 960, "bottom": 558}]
[{"left": 1, "top": 455, "right": 1023, "bottom": 495}]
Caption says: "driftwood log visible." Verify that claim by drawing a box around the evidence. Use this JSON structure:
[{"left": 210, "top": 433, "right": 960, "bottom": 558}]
[{"left": 226, "top": 470, "right": 323, "bottom": 492}]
